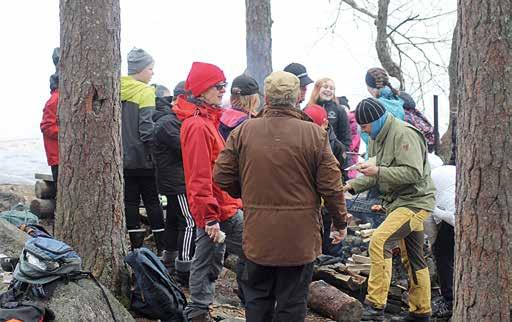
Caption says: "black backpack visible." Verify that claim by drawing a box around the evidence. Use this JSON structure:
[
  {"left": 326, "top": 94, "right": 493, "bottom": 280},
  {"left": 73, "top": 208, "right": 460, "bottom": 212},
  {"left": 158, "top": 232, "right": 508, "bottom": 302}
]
[{"left": 125, "top": 248, "right": 186, "bottom": 322}]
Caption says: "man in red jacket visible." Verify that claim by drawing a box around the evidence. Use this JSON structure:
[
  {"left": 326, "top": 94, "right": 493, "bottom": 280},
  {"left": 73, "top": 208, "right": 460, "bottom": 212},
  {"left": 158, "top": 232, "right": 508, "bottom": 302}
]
[
  {"left": 173, "top": 62, "right": 244, "bottom": 322},
  {"left": 40, "top": 47, "right": 60, "bottom": 184}
]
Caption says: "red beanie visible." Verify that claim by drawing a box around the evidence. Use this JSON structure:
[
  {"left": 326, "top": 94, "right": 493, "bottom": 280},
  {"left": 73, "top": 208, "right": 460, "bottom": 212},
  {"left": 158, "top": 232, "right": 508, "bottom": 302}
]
[
  {"left": 304, "top": 104, "right": 328, "bottom": 127},
  {"left": 185, "top": 62, "right": 226, "bottom": 97}
]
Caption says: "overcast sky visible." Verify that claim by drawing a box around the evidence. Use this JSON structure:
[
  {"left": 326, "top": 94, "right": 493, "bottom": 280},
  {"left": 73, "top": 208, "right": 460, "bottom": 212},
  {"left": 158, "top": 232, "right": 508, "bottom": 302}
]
[{"left": 0, "top": 0, "right": 456, "bottom": 141}]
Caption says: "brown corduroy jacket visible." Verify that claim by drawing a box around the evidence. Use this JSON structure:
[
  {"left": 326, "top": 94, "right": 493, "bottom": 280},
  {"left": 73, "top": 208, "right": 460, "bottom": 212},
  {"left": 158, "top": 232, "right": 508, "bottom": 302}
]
[{"left": 213, "top": 106, "right": 348, "bottom": 266}]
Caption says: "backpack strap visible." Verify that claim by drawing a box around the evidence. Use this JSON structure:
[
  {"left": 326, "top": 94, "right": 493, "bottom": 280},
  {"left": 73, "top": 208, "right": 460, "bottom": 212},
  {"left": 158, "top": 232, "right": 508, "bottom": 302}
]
[{"left": 75, "top": 271, "right": 118, "bottom": 322}]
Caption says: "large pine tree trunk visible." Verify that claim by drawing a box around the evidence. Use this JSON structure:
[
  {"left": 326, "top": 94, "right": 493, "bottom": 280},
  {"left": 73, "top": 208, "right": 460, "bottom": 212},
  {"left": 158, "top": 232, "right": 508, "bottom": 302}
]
[
  {"left": 245, "top": 0, "right": 273, "bottom": 88},
  {"left": 56, "top": 0, "right": 128, "bottom": 296},
  {"left": 453, "top": 0, "right": 512, "bottom": 320}
]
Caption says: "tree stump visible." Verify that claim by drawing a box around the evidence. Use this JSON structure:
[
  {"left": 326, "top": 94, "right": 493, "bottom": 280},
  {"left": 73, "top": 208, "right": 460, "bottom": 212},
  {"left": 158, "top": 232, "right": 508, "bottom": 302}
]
[
  {"left": 308, "top": 280, "right": 362, "bottom": 322},
  {"left": 30, "top": 198, "right": 56, "bottom": 218},
  {"left": 35, "top": 180, "right": 57, "bottom": 199}
]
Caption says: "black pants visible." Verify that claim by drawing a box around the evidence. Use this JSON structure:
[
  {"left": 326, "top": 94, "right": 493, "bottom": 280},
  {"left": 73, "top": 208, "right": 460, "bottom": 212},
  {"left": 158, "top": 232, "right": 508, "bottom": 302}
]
[
  {"left": 242, "top": 259, "right": 314, "bottom": 322},
  {"left": 51, "top": 165, "right": 59, "bottom": 186},
  {"left": 433, "top": 221, "right": 454, "bottom": 303},
  {"left": 124, "top": 170, "right": 165, "bottom": 233},
  {"left": 164, "top": 194, "right": 196, "bottom": 261}
]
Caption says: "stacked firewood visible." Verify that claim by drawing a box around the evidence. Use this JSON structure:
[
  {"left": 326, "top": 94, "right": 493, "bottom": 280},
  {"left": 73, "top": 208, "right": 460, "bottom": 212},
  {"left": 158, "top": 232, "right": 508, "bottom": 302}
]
[{"left": 30, "top": 173, "right": 56, "bottom": 218}]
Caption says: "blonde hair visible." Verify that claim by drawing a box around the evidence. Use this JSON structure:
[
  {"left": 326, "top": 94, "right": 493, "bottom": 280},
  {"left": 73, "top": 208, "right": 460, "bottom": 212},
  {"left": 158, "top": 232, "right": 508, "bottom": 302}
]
[
  {"left": 230, "top": 93, "right": 261, "bottom": 116},
  {"left": 307, "top": 78, "right": 339, "bottom": 107}
]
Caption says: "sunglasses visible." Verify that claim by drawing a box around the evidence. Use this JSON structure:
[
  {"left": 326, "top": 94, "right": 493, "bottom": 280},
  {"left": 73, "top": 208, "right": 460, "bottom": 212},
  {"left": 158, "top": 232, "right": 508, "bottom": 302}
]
[{"left": 213, "top": 82, "right": 228, "bottom": 90}]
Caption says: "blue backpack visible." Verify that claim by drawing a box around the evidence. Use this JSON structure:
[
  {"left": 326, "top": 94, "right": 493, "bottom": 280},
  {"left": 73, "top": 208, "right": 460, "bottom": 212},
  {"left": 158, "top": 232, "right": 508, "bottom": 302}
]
[{"left": 125, "top": 248, "right": 187, "bottom": 322}]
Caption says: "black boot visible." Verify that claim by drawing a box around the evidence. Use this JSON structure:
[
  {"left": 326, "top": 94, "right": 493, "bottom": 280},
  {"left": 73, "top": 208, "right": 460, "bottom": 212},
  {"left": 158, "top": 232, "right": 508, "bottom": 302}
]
[
  {"left": 153, "top": 231, "right": 166, "bottom": 257},
  {"left": 128, "top": 230, "right": 145, "bottom": 250},
  {"left": 175, "top": 258, "right": 192, "bottom": 287},
  {"left": 361, "top": 302, "right": 385, "bottom": 321},
  {"left": 162, "top": 250, "right": 178, "bottom": 274}
]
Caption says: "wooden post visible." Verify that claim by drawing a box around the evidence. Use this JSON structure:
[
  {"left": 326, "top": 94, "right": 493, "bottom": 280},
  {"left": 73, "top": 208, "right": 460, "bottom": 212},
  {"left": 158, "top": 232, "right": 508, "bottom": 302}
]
[
  {"left": 35, "top": 180, "right": 57, "bottom": 199},
  {"left": 308, "top": 280, "right": 363, "bottom": 322},
  {"left": 30, "top": 198, "right": 56, "bottom": 218}
]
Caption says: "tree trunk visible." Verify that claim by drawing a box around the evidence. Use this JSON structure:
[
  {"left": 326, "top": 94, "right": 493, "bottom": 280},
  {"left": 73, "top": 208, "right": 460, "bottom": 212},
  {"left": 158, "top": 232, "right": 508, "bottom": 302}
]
[
  {"left": 438, "top": 23, "right": 459, "bottom": 163},
  {"left": 375, "top": 0, "right": 404, "bottom": 89},
  {"left": 453, "top": 0, "right": 512, "bottom": 320},
  {"left": 56, "top": 0, "right": 128, "bottom": 297},
  {"left": 245, "top": 0, "right": 273, "bottom": 89}
]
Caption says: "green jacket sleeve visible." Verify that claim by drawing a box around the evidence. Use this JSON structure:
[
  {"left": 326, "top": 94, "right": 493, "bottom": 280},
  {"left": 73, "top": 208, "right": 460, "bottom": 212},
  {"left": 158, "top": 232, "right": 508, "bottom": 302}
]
[
  {"left": 347, "top": 175, "right": 377, "bottom": 194},
  {"left": 138, "top": 89, "right": 155, "bottom": 143},
  {"left": 378, "top": 128, "right": 426, "bottom": 185}
]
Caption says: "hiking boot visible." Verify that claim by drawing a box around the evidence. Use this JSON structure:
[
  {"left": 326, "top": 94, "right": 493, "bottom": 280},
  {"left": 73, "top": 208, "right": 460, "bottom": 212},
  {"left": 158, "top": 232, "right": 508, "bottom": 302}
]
[
  {"left": 190, "top": 312, "right": 214, "bottom": 322},
  {"left": 361, "top": 303, "right": 385, "bottom": 321},
  {"left": 162, "top": 250, "right": 178, "bottom": 274},
  {"left": 128, "top": 230, "right": 145, "bottom": 250},
  {"left": 433, "top": 299, "right": 452, "bottom": 319},
  {"left": 152, "top": 231, "right": 166, "bottom": 257}
]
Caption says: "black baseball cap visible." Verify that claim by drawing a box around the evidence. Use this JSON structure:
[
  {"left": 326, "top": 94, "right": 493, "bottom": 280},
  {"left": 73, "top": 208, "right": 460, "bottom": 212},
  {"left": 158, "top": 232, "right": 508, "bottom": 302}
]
[
  {"left": 231, "top": 74, "right": 260, "bottom": 96},
  {"left": 283, "top": 62, "right": 313, "bottom": 87}
]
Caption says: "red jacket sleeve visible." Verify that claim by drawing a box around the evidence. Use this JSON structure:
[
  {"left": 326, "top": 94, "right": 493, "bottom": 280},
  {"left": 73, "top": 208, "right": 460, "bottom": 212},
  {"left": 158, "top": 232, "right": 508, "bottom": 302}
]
[
  {"left": 40, "top": 91, "right": 59, "bottom": 139},
  {"left": 181, "top": 118, "right": 221, "bottom": 224}
]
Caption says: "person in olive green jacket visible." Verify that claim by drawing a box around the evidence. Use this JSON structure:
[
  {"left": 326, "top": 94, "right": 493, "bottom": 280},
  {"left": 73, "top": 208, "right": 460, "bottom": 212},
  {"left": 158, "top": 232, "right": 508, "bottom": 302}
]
[{"left": 344, "top": 98, "right": 435, "bottom": 322}]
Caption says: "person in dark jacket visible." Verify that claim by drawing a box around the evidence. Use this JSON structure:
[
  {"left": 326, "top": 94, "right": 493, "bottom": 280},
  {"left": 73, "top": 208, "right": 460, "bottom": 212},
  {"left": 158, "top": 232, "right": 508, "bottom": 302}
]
[
  {"left": 120, "top": 48, "right": 165, "bottom": 254},
  {"left": 307, "top": 78, "right": 352, "bottom": 178},
  {"left": 41, "top": 47, "right": 60, "bottom": 185},
  {"left": 153, "top": 81, "right": 196, "bottom": 284},
  {"left": 219, "top": 74, "right": 260, "bottom": 140}
]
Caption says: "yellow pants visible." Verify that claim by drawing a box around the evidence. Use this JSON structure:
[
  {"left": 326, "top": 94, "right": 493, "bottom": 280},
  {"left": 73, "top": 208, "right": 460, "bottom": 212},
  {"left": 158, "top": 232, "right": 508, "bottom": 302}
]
[{"left": 366, "top": 207, "right": 432, "bottom": 317}]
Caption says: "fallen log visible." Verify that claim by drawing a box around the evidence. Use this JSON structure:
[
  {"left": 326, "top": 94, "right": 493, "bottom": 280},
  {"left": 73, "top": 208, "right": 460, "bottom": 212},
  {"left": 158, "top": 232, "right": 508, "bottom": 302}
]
[
  {"left": 346, "top": 263, "right": 371, "bottom": 275},
  {"left": 34, "top": 173, "right": 54, "bottom": 182},
  {"left": 308, "top": 280, "right": 362, "bottom": 322},
  {"left": 30, "top": 198, "right": 56, "bottom": 218},
  {"left": 351, "top": 254, "right": 371, "bottom": 264},
  {"left": 35, "top": 180, "right": 56, "bottom": 199},
  {"left": 313, "top": 265, "right": 366, "bottom": 291}
]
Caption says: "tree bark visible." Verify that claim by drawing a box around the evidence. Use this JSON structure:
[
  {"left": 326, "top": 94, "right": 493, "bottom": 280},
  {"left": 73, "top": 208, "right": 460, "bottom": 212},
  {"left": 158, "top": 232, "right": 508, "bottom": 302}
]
[
  {"left": 245, "top": 0, "right": 273, "bottom": 89},
  {"left": 438, "top": 23, "right": 459, "bottom": 163},
  {"left": 375, "top": 0, "right": 404, "bottom": 89},
  {"left": 453, "top": 0, "right": 512, "bottom": 320},
  {"left": 308, "top": 280, "right": 363, "bottom": 322},
  {"left": 56, "top": 0, "right": 128, "bottom": 297}
]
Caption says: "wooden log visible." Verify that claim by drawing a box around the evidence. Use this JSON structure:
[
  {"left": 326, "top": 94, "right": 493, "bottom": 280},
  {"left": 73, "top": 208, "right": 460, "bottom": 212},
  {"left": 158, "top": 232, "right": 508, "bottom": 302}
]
[
  {"left": 308, "top": 280, "right": 363, "bottom": 322},
  {"left": 313, "top": 266, "right": 366, "bottom": 291},
  {"left": 30, "top": 198, "right": 56, "bottom": 218},
  {"left": 35, "top": 180, "right": 56, "bottom": 199},
  {"left": 346, "top": 263, "right": 371, "bottom": 275},
  {"left": 351, "top": 254, "right": 372, "bottom": 264},
  {"left": 34, "top": 173, "right": 54, "bottom": 182}
]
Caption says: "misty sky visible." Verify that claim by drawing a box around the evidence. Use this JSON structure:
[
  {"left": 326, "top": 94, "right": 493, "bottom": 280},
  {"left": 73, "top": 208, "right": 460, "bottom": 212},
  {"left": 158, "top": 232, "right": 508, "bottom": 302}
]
[{"left": 0, "top": 0, "right": 456, "bottom": 141}]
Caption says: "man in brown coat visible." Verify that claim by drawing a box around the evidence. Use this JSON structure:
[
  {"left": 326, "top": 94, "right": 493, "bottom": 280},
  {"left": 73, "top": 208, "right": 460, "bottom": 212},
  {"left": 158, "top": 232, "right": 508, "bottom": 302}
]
[{"left": 214, "top": 71, "right": 349, "bottom": 322}]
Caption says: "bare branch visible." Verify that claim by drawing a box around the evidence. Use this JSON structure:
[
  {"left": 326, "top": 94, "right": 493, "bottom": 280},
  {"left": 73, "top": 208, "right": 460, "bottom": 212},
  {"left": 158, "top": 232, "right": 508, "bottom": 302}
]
[
  {"left": 387, "top": 14, "right": 420, "bottom": 37},
  {"left": 339, "top": 0, "right": 376, "bottom": 19}
]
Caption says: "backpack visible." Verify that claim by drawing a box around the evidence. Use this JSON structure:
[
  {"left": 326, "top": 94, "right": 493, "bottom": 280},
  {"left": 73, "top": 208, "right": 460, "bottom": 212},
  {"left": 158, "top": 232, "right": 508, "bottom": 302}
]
[
  {"left": 18, "top": 224, "right": 52, "bottom": 239},
  {"left": 0, "top": 287, "right": 54, "bottom": 322},
  {"left": 13, "top": 237, "right": 82, "bottom": 285},
  {"left": 125, "top": 248, "right": 186, "bottom": 322},
  {"left": 0, "top": 209, "right": 39, "bottom": 227}
]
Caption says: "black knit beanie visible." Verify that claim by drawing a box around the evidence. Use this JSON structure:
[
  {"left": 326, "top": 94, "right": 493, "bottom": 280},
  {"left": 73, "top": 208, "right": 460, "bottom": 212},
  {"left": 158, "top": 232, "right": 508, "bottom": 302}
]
[{"left": 355, "top": 98, "right": 386, "bottom": 124}]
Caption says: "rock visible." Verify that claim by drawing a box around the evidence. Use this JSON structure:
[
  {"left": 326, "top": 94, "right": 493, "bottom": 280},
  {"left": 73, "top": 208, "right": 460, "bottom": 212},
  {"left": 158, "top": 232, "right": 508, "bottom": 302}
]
[
  {"left": 0, "top": 220, "right": 134, "bottom": 322},
  {"left": 45, "top": 279, "right": 134, "bottom": 322},
  {"left": 0, "top": 191, "right": 25, "bottom": 212},
  {"left": 0, "top": 218, "right": 28, "bottom": 257}
]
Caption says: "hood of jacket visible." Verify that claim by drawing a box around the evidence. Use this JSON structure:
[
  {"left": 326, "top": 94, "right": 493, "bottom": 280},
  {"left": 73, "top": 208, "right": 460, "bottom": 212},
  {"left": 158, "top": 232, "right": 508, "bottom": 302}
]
[{"left": 121, "top": 76, "right": 154, "bottom": 102}]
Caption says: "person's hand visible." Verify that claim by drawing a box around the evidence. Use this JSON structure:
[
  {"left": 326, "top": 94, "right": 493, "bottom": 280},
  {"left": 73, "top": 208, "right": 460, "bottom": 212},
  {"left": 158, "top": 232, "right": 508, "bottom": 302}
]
[
  {"left": 205, "top": 222, "right": 220, "bottom": 241},
  {"left": 343, "top": 184, "right": 352, "bottom": 192},
  {"left": 358, "top": 163, "right": 379, "bottom": 177},
  {"left": 330, "top": 227, "right": 347, "bottom": 244}
]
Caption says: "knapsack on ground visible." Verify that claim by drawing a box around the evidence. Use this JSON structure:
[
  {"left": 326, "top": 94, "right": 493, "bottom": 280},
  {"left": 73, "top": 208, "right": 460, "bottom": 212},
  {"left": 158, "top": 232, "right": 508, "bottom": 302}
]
[
  {"left": 125, "top": 247, "right": 186, "bottom": 322},
  {"left": 0, "top": 209, "right": 39, "bottom": 227},
  {"left": 0, "top": 286, "right": 54, "bottom": 322},
  {"left": 14, "top": 237, "right": 82, "bottom": 285},
  {"left": 18, "top": 224, "right": 52, "bottom": 239}
]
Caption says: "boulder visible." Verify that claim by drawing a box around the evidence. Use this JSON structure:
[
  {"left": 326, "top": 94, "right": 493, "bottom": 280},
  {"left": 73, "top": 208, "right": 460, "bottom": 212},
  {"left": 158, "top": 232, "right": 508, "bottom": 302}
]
[
  {"left": 0, "top": 220, "right": 134, "bottom": 322},
  {"left": 0, "top": 191, "right": 25, "bottom": 212}
]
